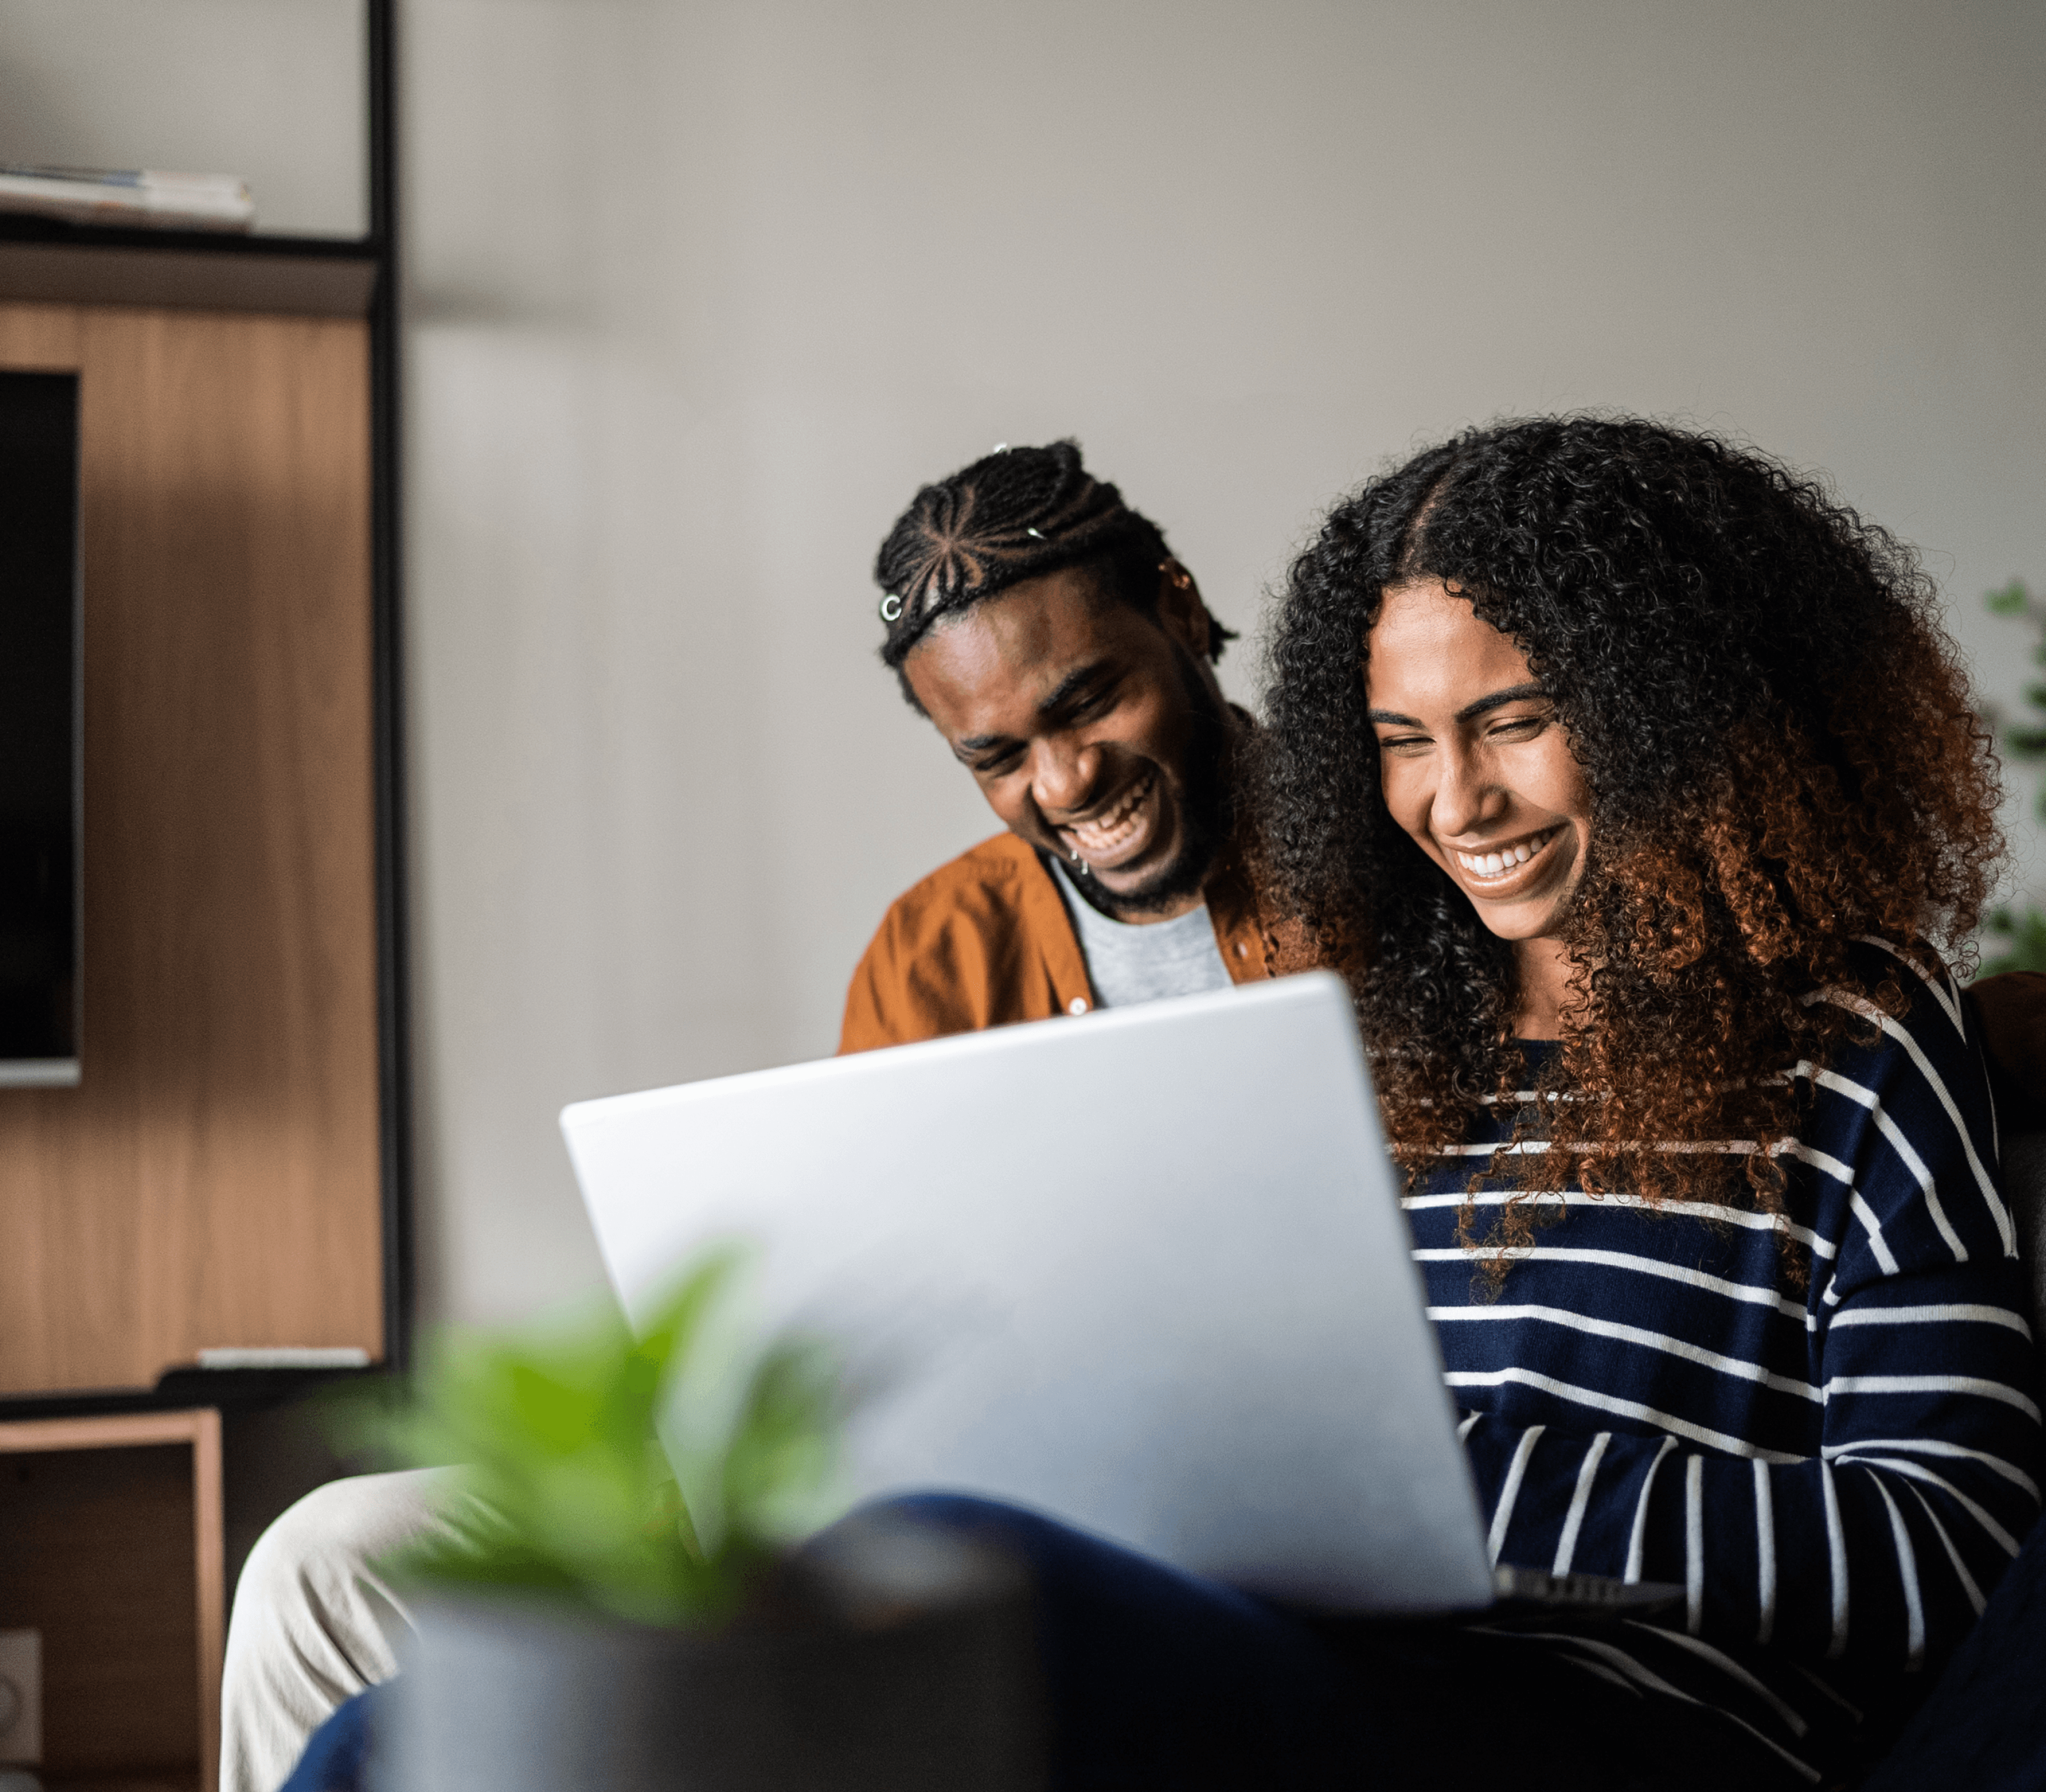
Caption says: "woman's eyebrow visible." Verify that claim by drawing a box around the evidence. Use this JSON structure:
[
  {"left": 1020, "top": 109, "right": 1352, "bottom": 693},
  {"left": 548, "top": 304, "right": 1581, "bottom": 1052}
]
[
  {"left": 1367, "top": 683, "right": 1549, "bottom": 729},
  {"left": 1455, "top": 683, "right": 1547, "bottom": 722}
]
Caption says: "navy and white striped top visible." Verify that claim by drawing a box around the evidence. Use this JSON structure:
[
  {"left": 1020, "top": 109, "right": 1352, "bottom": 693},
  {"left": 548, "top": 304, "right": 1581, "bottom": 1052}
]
[{"left": 1409, "top": 941, "right": 2044, "bottom": 1782}]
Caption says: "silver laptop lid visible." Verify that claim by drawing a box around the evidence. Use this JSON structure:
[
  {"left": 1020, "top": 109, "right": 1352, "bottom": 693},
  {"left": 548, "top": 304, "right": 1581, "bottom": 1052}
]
[{"left": 560, "top": 971, "right": 1497, "bottom": 1615}]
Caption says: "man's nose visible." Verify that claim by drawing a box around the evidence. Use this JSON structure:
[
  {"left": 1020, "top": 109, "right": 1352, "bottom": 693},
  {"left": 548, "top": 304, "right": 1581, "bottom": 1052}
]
[{"left": 1033, "top": 738, "right": 1100, "bottom": 817}]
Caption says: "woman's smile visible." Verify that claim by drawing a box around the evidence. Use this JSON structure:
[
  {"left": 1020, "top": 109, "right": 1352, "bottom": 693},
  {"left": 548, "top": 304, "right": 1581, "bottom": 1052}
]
[{"left": 1445, "top": 822, "right": 1567, "bottom": 889}]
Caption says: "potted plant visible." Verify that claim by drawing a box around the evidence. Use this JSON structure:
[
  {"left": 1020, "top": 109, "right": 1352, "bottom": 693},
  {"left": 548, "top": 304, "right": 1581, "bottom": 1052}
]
[{"left": 363, "top": 1249, "right": 1045, "bottom": 1792}]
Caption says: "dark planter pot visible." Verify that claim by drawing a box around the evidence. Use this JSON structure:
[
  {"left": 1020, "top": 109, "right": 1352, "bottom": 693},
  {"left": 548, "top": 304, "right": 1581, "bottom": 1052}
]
[{"left": 375, "top": 1511, "right": 1047, "bottom": 1792}]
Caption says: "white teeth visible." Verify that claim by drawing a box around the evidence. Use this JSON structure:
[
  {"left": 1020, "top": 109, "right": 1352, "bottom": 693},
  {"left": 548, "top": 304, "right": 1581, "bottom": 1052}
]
[
  {"left": 1067, "top": 772, "right": 1155, "bottom": 855},
  {"left": 1454, "top": 827, "right": 1557, "bottom": 878}
]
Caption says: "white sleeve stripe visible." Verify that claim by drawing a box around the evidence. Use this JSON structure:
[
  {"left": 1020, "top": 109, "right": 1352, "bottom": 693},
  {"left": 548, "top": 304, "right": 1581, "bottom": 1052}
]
[
  {"left": 1858, "top": 1003, "right": 2014, "bottom": 1254},
  {"left": 1784, "top": 1138, "right": 1903, "bottom": 1272},
  {"left": 1443, "top": 1368, "right": 1803, "bottom": 1460},
  {"left": 1625, "top": 1436, "right": 1681, "bottom": 1583},
  {"left": 1786, "top": 1132, "right": 1852, "bottom": 1185},
  {"left": 1831, "top": 1457, "right": 2025, "bottom": 1556},
  {"left": 1412, "top": 1246, "right": 1808, "bottom": 1321},
  {"left": 1865, "top": 1468, "right": 1926, "bottom": 1670},
  {"left": 1428, "top": 1304, "right": 1821, "bottom": 1401},
  {"left": 1457, "top": 1410, "right": 1483, "bottom": 1442},
  {"left": 1829, "top": 1303, "right": 2036, "bottom": 1338},
  {"left": 1685, "top": 1455, "right": 1705, "bottom": 1636},
  {"left": 1851, "top": 936, "right": 1965, "bottom": 1035},
  {"left": 1821, "top": 1460, "right": 1850, "bottom": 1659},
  {"left": 1754, "top": 1459, "right": 1777, "bottom": 1646},
  {"left": 1901, "top": 1480, "right": 1987, "bottom": 1616},
  {"left": 1487, "top": 1425, "right": 1545, "bottom": 1567},
  {"left": 1402, "top": 1188, "right": 1831, "bottom": 1251},
  {"left": 1846, "top": 1193, "right": 1902, "bottom": 1274},
  {"left": 1809, "top": 1067, "right": 1969, "bottom": 1261},
  {"left": 1823, "top": 1374, "right": 2042, "bottom": 1424},
  {"left": 1821, "top": 1438, "right": 2040, "bottom": 1501},
  {"left": 1552, "top": 1431, "right": 1611, "bottom": 1576}
]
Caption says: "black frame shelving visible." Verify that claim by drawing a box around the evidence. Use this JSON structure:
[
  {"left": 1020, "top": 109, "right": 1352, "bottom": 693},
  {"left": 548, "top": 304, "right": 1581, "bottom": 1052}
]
[{"left": 0, "top": 0, "right": 412, "bottom": 1417}]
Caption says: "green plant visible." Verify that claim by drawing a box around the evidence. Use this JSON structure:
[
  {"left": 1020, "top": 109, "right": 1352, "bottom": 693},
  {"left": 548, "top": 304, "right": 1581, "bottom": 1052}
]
[
  {"left": 1979, "top": 578, "right": 2046, "bottom": 976},
  {"left": 368, "top": 1247, "right": 841, "bottom": 1627}
]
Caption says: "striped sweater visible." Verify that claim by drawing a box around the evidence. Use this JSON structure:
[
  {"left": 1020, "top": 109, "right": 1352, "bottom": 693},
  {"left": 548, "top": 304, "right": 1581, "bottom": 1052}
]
[{"left": 1409, "top": 942, "right": 2044, "bottom": 1781}]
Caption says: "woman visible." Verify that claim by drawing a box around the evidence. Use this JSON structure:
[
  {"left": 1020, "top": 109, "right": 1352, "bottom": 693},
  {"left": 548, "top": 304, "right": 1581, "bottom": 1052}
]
[{"left": 1259, "top": 416, "right": 2043, "bottom": 1785}]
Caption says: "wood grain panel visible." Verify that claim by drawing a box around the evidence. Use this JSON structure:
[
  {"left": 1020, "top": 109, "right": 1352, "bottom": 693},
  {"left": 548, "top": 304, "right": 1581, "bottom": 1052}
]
[
  {"left": 0, "top": 303, "right": 383, "bottom": 1392},
  {"left": 0, "top": 1445, "right": 196, "bottom": 1782},
  {"left": 0, "top": 1411, "right": 222, "bottom": 1792}
]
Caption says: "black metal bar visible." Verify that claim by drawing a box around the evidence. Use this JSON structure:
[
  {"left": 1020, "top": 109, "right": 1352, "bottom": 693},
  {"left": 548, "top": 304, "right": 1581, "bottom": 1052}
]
[{"left": 366, "top": 0, "right": 415, "bottom": 1374}]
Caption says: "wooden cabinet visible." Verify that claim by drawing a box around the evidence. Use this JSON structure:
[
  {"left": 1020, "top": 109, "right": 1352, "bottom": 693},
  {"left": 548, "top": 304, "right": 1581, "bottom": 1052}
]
[
  {"left": 0, "top": 301, "right": 386, "bottom": 1394},
  {"left": 0, "top": 1410, "right": 224, "bottom": 1792}
]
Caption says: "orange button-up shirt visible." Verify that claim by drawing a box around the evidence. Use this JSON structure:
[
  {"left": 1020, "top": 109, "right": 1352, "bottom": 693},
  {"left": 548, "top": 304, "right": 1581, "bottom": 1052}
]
[{"left": 838, "top": 831, "right": 1280, "bottom": 1054}]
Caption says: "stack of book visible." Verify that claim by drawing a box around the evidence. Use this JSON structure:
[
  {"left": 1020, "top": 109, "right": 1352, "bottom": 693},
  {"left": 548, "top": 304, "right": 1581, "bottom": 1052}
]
[{"left": 0, "top": 165, "right": 254, "bottom": 232}]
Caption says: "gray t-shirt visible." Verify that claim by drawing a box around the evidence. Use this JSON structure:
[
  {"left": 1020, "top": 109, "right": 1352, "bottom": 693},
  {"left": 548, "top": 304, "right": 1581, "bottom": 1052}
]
[{"left": 1048, "top": 856, "right": 1234, "bottom": 1010}]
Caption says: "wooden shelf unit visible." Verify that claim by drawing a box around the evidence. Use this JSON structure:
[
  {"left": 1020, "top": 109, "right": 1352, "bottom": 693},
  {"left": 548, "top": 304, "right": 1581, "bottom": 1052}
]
[
  {"left": 0, "top": 7, "right": 405, "bottom": 1780},
  {"left": 0, "top": 1409, "right": 224, "bottom": 1792},
  {"left": 0, "top": 220, "right": 380, "bottom": 319},
  {"left": 0, "top": 0, "right": 409, "bottom": 1402}
]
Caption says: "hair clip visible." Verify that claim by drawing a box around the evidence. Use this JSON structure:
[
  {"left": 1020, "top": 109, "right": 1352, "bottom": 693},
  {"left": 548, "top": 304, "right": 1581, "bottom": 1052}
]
[
  {"left": 1027, "top": 527, "right": 1046, "bottom": 541},
  {"left": 992, "top": 441, "right": 1010, "bottom": 453},
  {"left": 879, "top": 593, "right": 904, "bottom": 622}
]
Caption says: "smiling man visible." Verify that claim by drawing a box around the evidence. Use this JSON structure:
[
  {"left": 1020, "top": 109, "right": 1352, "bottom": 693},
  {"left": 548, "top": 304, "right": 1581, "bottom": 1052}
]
[{"left": 841, "top": 441, "right": 1283, "bottom": 1051}]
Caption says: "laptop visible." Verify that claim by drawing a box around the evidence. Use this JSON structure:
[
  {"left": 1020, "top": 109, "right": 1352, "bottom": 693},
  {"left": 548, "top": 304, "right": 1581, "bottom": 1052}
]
[{"left": 560, "top": 971, "right": 1678, "bottom": 1620}]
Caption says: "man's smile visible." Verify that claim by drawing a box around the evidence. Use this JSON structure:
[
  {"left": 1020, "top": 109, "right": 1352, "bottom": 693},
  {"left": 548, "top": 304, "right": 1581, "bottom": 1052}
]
[{"left": 1059, "top": 768, "right": 1163, "bottom": 868}]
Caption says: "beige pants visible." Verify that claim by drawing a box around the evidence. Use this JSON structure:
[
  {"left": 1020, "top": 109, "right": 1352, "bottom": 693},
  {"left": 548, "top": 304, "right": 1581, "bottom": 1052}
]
[{"left": 218, "top": 1468, "right": 495, "bottom": 1792}]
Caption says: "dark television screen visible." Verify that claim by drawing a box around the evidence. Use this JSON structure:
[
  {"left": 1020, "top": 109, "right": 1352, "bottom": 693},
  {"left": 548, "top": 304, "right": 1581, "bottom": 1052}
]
[{"left": 0, "top": 370, "right": 81, "bottom": 1084}]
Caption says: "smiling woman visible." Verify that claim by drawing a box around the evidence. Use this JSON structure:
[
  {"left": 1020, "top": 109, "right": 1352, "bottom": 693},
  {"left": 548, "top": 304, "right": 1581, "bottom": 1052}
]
[
  {"left": 1256, "top": 416, "right": 2041, "bottom": 1785},
  {"left": 1262, "top": 416, "right": 2002, "bottom": 1209}
]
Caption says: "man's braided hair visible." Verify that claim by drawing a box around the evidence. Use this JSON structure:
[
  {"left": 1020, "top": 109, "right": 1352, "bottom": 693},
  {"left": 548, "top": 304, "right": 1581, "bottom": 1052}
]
[{"left": 873, "top": 440, "right": 1235, "bottom": 682}]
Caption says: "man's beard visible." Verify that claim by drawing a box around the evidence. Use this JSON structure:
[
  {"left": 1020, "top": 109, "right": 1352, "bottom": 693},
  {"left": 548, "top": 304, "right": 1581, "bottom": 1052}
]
[{"left": 1072, "top": 649, "right": 1236, "bottom": 920}]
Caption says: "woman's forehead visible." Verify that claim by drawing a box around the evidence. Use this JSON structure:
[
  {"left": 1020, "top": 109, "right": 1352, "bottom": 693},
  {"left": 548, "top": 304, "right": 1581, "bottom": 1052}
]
[{"left": 1365, "top": 580, "right": 1532, "bottom": 708}]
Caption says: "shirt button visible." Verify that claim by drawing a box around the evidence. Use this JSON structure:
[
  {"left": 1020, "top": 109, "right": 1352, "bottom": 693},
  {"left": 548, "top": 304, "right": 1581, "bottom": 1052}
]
[{"left": 1068, "top": 997, "right": 1089, "bottom": 1015}]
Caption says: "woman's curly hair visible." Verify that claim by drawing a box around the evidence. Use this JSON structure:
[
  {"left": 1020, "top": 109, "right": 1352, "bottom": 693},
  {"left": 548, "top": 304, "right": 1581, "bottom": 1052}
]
[{"left": 1258, "top": 416, "right": 2002, "bottom": 1247}]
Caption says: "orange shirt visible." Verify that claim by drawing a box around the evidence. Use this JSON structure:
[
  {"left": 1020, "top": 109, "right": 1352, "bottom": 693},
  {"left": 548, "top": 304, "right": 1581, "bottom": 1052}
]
[{"left": 838, "top": 831, "right": 1280, "bottom": 1054}]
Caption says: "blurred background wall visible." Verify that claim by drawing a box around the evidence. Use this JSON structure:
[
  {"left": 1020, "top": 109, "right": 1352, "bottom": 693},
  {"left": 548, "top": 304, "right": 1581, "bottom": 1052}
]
[{"left": 4, "top": 0, "right": 2043, "bottom": 1329}]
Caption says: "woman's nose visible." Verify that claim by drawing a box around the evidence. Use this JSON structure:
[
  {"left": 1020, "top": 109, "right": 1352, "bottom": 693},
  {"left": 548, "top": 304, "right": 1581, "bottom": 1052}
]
[{"left": 1431, "top": 748, "right": 1500, "bottom": 838}]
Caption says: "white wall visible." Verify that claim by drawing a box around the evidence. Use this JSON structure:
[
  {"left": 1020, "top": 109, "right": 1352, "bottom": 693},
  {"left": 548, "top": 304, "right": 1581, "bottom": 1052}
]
[
  {"left": 409, "top": 0, "right": 2042, "bottom": 1324},
  {"left": 0, "top": 0, "right": 367, "bottom": 237}
]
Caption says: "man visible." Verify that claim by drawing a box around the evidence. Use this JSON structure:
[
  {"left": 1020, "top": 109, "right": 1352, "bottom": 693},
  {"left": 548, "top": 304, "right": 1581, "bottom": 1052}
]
[
  {"left": 222, "top": 438, "right": 1278, "bottom": 1792},
  {"left": 843, "top": 439, "right": 1287, "bottom": 1051}
]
